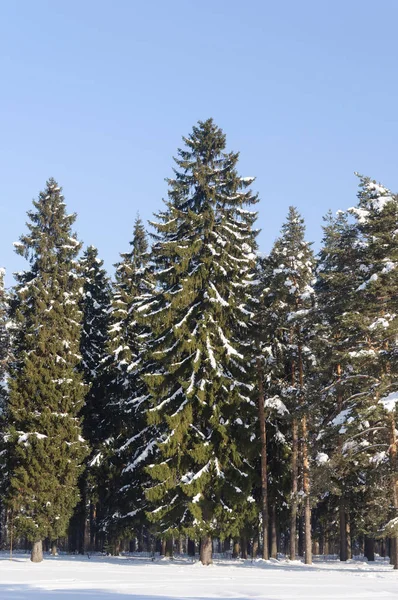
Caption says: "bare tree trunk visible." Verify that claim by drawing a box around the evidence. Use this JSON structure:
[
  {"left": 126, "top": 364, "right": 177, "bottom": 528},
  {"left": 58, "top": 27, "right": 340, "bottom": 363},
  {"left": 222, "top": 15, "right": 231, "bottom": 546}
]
[
  {"left": 51, "top": 541, "right": 58, "bottom": 556},
  {"left": 31, "top": 540, "right": 43, "bottom": 563},
  {"left": 290, "top": 417, "right": 298, "bottom": 560},
  {"left": 165, "top": 538, "right": 173, "bottom": 557},
  {"left": 200, "top": 535, "right": 212, "bottom": 565},
  {"left": 271, "top": 504, "right": 278, "bottom": 558},
  {"left": 240, "top": 535, "right": 248, "bottom": 559},
  {"left": 161, "top": 538, "right": 166, "bottom": 556},
  {"left": 256, "top": 358, "right": 269, "bottom": 560}
]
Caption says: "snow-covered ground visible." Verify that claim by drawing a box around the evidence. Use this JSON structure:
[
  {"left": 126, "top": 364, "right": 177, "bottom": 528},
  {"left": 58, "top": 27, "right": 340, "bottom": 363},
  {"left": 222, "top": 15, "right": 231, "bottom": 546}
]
[{"left": 0, "top": 553, "right": 397, "bottom": 599}]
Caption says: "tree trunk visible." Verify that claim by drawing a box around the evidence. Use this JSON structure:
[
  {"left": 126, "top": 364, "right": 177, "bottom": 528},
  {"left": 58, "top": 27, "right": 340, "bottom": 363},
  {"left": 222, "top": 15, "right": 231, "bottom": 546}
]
[
  {"left": 346, "top": 512, "right": 352, "bottom": 560},
  {"left": 51, "top": 541, "right": 58, "bottom": 556},
  {"left": 252, "top": 536, "right": 259, "bottom": 558},
  {"left": 299, "top": 339, "right": 312, "bottom": 566},
  {"left": 339, "top": 497, "right": 347, "bottom": 561},
  {"left": 31, "top": 540, "right": 43, "bottom": 563},
  {"left": 256, "top": 357, "right": 269, "bottom": 560},
  {"left": 390, "top": 415, "right": 398, "bottom": 569},
  {"left": 271, "top": 504, "right": 278, "bottom": 558},
  {"left": 290, "top": 417, "right": 298, "bottom": 560},
  {"left": 200, "top": 535, "right": 212, "bottom": 565},
  {"left": 187, "top": 538, "right": 195, "bottom": 557},
  {"left": 165, "top": 537, "right": 173, "bottom": 557},
  {"left": 240, "top": 535, "right": 248, "bottom": 559},
  {"left": 161, "top": 538, "right": 166, "bottom": 556},
  {"left": 364, "top": 536, "right": 375, "bottom": 562},
  {"left": 232, "top": 538, "right": 240, "bottom": 558}
]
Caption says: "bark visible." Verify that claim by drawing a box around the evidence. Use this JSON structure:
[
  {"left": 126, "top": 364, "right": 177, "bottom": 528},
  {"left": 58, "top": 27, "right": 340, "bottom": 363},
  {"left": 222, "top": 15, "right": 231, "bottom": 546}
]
[
  {"left": 364, "top": 536, "right": 375, "bottom": 562},
  {"left": 31, "top": 540, "right": 43, "bottom": 563},
  {"left": 270, "top": 504, "right": 278, "bottom": 558},
  {"left": 51, "top": 541, "right": 58, "bottom": 556},
  {"left": 200, "top": 535, "right": 213, "bottom": 565},
  {"left": 165, "top": 538, "right": 173, "bottom": 557},
  {"left": 339, "top": 497, "right": 348, "bottom": 561},
  {"left": 232, "top": 538, "right": 240, "bottom": 558},
  {"left": 346, "top": 512, "right": 352, "bottom": 560},
  {"left": 187, "top": 538, "right": 196, "bottom": 557},
  {"left": 298, "top": 340, "right": 312, "bottom": 566},
  {"left": 290, "top": 417, "right": 299, "bottom": 560},
  {"left": 252, "top": 536, "right": 259, "bottom": 558},
  {"left": 256, "top": 357, "right": 269, "bottom": 560},
  {"left": 390, "top": 415, "right": 398, "bottom": 569},
  {"left": 161, "top": 538, "right": 166, "bottom": 556},
  {"left": 240, "top": 535, "right": 248, "bottom": 559}
]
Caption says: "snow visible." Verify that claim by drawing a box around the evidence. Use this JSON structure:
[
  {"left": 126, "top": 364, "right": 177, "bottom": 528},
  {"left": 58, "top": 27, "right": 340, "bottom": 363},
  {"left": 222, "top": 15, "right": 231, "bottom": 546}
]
[
  {"left": 378, "top": 390, "right": 398, "bottom": 412},
  {"left": 0, "top": 554, "right": 397, "bottom": 599}
]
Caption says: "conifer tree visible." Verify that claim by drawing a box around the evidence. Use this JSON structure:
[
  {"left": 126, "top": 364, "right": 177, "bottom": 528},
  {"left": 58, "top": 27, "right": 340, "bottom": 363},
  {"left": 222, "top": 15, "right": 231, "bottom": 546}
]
[
  {"left": 97, "top": 216, "right": 155, "bottom": 552},
  {"left": 141, "top": 119, "right": 259, "bottom": 565},
  {"left": 71, "top": 245, "right": 111, "bottom": 553},
  {"left": 5, "top": 179, "right": 87, "bottom": 562},
  {"left": 345, "top": 176, "right": 398, "bottom": 568},
  {"left": 264, "top": 207, "right": 316, "bottom": 564}
]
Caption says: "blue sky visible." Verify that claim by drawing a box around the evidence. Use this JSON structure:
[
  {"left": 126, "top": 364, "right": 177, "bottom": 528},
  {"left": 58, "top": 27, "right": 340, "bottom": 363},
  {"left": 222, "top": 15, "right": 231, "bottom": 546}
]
[{"left": 1, "top": 0, "right": 398, "bottom": 286}]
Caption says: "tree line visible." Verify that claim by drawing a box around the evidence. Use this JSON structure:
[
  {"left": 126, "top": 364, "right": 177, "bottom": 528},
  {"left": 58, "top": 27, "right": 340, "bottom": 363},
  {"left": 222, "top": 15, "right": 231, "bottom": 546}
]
[{"left": 0, "top": 119, "right": 397, "bottom": 566}]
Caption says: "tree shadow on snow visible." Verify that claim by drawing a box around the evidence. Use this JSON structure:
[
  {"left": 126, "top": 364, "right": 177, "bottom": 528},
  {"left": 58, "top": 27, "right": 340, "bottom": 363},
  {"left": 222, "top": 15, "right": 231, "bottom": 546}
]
[{"left": 0, "top": 586, "right": 246, "bottom": 600}]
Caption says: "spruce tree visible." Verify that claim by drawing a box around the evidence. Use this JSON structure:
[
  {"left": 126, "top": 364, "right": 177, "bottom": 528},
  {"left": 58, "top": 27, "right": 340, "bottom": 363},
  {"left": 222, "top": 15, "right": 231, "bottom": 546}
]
[
  {"left": 5, "top": 179, "right": 87, "bottom": 562},
  {"left": 346, "top": 176, "right": 398, "bottom": 567},
  {"left": 97, "top": 216, "right": 155, "bottom": 552},
  {"left": 264, "top": 207, "right": 316, "bottom": 564},
  {"left": 70, "top": 245, "right": 111, "bottom": 553},
  {"left": 141, "top": 119, "right": 259, "bottom": 565}
]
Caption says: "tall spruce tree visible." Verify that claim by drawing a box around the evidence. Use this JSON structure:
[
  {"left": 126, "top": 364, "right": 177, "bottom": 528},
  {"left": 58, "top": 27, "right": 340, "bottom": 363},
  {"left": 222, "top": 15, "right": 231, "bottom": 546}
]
[
  {"left": 264, "top": 207, "right": 316, "bottom": 564},
  {"left": 345, "top": 176, "right": 398, "bottom": 567},
  {"left": 97, "top": 216, "right": 155, "bottom": 552},
  {"left": 141, "top": 119, "right": 259, "bottom": 565},
  {"left": 5, "top": 179, "right": 87, "bottom": 562},
  {"left": 70, "top": 245, "right": 111, "bottom": 553}
]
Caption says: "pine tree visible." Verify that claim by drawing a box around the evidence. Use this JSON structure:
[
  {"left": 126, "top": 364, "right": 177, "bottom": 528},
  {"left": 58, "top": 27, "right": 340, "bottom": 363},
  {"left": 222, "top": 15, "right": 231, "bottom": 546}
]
[
  {"left": 5, "top": 179, "right": 87, "bottom": 562},
  {"left": 70, "top": 245, "right": 111, "bottom": 553},
  {"left": 141, "top": 119, "right": 259, "bottom": 565},
  {"left": 264, "top": 207, "right": 316, "bottom": 564},
  {"left": 0, "top": 267, "right": 9, "bottom": 416}
]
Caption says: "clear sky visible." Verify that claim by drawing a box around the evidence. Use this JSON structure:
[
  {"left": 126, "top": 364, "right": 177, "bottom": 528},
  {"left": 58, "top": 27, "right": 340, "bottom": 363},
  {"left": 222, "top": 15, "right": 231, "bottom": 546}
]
[{"left": 1, "top": 0, "right": 398, "bottom": 286}]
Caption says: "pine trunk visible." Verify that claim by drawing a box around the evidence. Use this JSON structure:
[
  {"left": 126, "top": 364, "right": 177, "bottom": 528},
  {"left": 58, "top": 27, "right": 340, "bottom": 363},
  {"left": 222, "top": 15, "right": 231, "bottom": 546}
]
[
  {"left": 271, "top": 504, "right": 278, "bottom": 558},
  {"left": 187, "top": 538, "right": 196, "bottom": 557},
  {"left": 339, "top": 498, "right": 348, "bottom": 561},
  {"left": 390, "top": 415, "right": 398, "bottom": 569},
  {"left": 299, "top": 340, "right": 312, "bottom": 566},
  {"left": 51, "top": 541, "right": 57, "bottom": 556},
  {"left": 252, "top": 536, "right": 259, "bottom": 558},
  {"left": 364, "top": 536, "right": 375, "bottom": 562},
  {"left": 31, "top": 540, "right": 43, "bottom": 563},
  {"left": 240, "top": 535, "right": 248, "bottom": 559},
  {"left": 200, "top": 535, "right": 212, "bottom": 565},
  {"left": 256, "top": 358, "right": 269, "bottom": 560},
  {"left": 290, "top": 417, "right": 298, "bottom": 560},
  {"left": 232, "top": 538, "right": 240, "bottom": 558}
]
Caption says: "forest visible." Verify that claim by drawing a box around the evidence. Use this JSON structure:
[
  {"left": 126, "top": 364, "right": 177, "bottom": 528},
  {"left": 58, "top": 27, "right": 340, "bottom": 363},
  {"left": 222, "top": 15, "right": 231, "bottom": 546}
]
[{"left": 0, "top": 118, "right": 397, "bottom": 567}]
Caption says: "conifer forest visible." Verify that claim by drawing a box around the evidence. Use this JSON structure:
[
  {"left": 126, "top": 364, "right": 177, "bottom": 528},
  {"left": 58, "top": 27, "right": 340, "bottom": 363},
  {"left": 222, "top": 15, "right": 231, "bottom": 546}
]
[{"left": 1, "top": 118, "right": 398, "bottom": 568}]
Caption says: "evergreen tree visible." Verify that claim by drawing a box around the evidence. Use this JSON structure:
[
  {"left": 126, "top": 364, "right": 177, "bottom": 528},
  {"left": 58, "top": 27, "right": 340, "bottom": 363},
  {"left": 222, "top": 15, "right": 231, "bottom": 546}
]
[
  {"left": 5, "top": 179, "right": 87, "bottom": 562},
  {"left": 264, "top": 207, "right": 316, "bottom": 564},
  {"left": 141, "top": 119, "right": 259, "bottom": 565},
  {"left": 97, "top": 216, "right": 155, "bottom": 553},
  {"left": 70, "top": 245, "right": 111, "bottom": 553}
]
